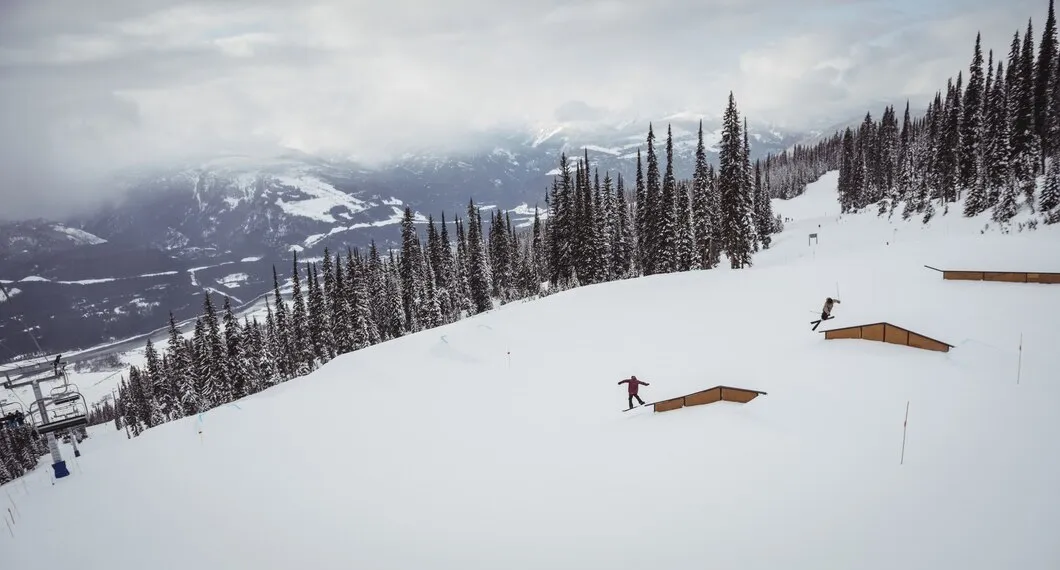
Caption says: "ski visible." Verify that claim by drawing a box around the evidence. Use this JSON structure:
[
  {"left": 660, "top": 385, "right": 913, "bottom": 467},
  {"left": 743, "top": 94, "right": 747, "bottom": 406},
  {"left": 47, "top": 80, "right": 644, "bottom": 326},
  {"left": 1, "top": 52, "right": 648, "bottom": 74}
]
[{"left": 810, "top": 315, "right": 834, "bottom": 331}]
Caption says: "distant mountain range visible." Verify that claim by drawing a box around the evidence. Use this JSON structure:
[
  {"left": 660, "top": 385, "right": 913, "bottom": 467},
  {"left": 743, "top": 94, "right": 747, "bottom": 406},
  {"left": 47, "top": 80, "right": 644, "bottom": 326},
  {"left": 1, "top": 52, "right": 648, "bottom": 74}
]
[{"left": 0, "top": 116, "right": 812, "bottom": 358}]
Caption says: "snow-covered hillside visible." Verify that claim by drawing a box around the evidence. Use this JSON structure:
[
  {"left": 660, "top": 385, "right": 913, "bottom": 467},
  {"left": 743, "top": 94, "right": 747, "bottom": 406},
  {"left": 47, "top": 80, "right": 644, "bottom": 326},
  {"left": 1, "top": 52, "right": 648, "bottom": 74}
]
[{"left": 3, "top": 172, "right": 1058, "bottom": 569}]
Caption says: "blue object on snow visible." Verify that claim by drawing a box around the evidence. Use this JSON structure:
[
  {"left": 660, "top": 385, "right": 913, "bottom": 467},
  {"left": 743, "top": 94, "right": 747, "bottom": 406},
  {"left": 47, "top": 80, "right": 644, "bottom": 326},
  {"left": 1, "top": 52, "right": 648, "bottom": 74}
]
[{"left": 53, "top": 460, "right": 70, "bottom": 478}]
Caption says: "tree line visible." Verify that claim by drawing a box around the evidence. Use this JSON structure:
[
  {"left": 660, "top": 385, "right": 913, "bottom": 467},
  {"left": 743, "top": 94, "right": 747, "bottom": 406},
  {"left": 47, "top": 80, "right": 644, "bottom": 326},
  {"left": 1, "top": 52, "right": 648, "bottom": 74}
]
[
  {"left": 836, "top": 0, "right": 1060, "bottom": 225},
  {"left": 0, "top": 425, "right": 48, "bottom": 485}
]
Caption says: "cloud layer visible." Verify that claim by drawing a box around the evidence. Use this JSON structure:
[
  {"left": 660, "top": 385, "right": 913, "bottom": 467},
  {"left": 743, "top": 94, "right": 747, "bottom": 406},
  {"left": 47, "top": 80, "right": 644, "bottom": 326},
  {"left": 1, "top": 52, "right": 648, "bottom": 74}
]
[{"left": 0, "top": 0, "right": 1050, "bottom": 219}]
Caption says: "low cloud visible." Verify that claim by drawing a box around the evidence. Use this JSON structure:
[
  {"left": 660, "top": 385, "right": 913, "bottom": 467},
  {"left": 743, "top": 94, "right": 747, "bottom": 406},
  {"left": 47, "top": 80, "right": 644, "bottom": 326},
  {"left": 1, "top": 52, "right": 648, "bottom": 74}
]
[{"left": 0, "top": 0, "right": 1048, "bottom": 219}]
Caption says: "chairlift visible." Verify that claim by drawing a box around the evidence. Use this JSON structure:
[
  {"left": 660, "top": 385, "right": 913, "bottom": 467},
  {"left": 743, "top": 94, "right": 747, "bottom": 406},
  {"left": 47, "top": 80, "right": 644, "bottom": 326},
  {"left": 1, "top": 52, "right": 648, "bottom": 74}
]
[
  {"left": 1, "top": 399, "right": 27, "bottom": 429},
  {"left": 52, "top": 392, "right": 80, "bottom": 406},
  {"left": 27, "top": 390, "right": 89, "bottom": 437}
]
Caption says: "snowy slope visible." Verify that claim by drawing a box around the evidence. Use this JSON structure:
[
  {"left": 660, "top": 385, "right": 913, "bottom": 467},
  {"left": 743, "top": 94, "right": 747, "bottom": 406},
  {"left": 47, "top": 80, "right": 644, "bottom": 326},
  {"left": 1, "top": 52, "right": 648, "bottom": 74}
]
[{"left": 3, "top": 172, "right": 1059, "bottom": 570}]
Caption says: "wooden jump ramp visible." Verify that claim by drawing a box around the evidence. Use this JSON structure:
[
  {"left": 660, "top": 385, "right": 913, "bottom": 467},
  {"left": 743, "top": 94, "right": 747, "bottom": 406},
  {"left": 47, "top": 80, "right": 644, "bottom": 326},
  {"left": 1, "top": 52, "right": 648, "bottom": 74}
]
[
  {"left": 647, "top": 385, "right": 767, "bottom": 414},
  {"left": 924, "top": 265, "right": 1060, "bottom": 284},
  {"left": 819, "top": 322, "right": 954, "bottom": 353}
]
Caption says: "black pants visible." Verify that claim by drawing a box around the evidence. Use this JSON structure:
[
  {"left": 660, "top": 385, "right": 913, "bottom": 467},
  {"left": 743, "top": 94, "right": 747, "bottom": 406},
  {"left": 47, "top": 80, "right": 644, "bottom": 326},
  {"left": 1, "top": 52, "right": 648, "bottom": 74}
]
[{"left": 628, "top": 393, "right": 645, "bottom": 408}]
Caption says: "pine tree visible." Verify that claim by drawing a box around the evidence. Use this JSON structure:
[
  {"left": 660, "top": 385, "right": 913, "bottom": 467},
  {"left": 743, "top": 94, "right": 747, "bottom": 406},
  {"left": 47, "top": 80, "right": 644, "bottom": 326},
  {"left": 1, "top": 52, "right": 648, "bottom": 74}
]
[
  {"left": 967, "top": 51, "right": 994, "bottom": 217},
  {"left": 643, "top": 125, "right": 661, "bottom": 274},
  {"left": 399, "top": 206, "right": 423, "bottom": 331},
  {"left": 896, "top": 103, "right": 915, "bottom": 213},
  {"left": 190, "top": 309, "right": 209, "bottom": 411},
  {"left": 1018, "top": 19, "right": 1041, "bottom": 207},
  {"left": 419, "top": 250, "right": 444, "bottom": 328},
  {"left": 656, "top": 125, "right": 678, "bottom": 272},
  {"left": 692, "top": 120, "right": 715, "bottom": 268},
  {"left": 331, "top": 250, "right": 352, "bottom": 353},
  {"left": 599, "top": 172, "right": 616, "bottom": 281},
  {"left": 987, "top": 60, "right": 1013, "bottom": 207},
  {"left": 161, "top": 312, "right": 194, "bottom": 417},
  {"left": 307, "top": 263, "right": 329, "bottom": 360},
  {"left": 592, "top": 171, "right": 612, "bottom": 282},
  {"left": 1041, "top": 151, "right": 1060, "bottom": 222},
  {"left": 350, "top": 251, "right": 380, "bottom": 348},
  {"left": 271, "top": 265, "right": 292, "bottom": 380},
  {"left": 961, "top": 33, "right": 986, "bottom": 196},
  {"left": 125, "top": 368, "right": 146, "bottom": 435},
  {"left": 201, "top": 292, "right": 227, "bottom": 407},
  {"left": 613, "top": 175, "right": 634, "bottom": 278},
  {"left": 222, "top": 296, "right": 249, "bottom": 400},
  {"left": 0, "top": 436, "right": 13, "bottom": 484},
  {"left": 143, "top": 339, "right": 166, "bottom": 426},
  {"left": 1010, "top": 24, "right": 1040, "bottom": 206},
  {"left": 994, "top": 174, "right": 1021, "bottom": 223},
  {"left": 262, "top": 302, "right": 282, "bottom": 386},
  {"left": 839, "top": 127, "right": 859, "bottom": 211},
  {"left": 1050, "top": 19, "right": 1060, "bottom": 157},
  {"left": 382, "top": 262, "right": 406, "bottom": 337},
  {"left": 675, "top": 180, "right": 697, "bottom": 269},
  {"left": 718, "top": 92, "right": 756, "bottom": 268},
  {"left": 753, "top": 160, "right": 774, "bottom": 248},
  {"left": 465, "top": 199, "right": 493, "bottom": 313},
  {"left": 742, "top": 118, "right": 760, "bottom": 250},
  {"left": 262, "top": 317, "right": 282, "bottom": 388},
  {"left": 1038, "top": 0, "right": 1058, "bottom": 160},
  {"left": 317, "top": 253, "right": 336, "bottom": 360},
  {"left": 289, "top": 254, "right": 313, "bottom": 374},
  {"left": 240, "top": 317, "right": 264, "bottom": 395},
  {"left": 452, "top": 218, "right": 473, "bottom": 315}
]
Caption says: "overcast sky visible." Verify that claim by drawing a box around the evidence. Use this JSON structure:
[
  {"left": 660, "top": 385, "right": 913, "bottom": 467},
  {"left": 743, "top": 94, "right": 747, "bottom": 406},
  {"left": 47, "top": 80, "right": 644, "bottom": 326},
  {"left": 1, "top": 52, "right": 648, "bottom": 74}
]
[{"left": 0, "top": 0, "right": 1051, "bottom": 220}]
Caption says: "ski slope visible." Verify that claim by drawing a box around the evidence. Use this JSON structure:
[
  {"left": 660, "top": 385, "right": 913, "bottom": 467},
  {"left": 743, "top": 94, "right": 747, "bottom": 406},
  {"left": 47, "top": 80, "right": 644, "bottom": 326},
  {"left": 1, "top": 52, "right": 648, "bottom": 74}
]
[{"left": 3, "top": 172, "right": 1060, "bottom": 570}]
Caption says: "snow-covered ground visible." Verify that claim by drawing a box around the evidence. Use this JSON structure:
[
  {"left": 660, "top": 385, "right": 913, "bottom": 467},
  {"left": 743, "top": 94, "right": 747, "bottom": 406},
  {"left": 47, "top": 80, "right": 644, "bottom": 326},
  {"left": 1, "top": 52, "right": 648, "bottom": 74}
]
[
  {"left": 3, "top": 171, "right": 1059, "bottom": 569},
  {"left": 52, "top": 224, "right": 107, "bottom": 245}
]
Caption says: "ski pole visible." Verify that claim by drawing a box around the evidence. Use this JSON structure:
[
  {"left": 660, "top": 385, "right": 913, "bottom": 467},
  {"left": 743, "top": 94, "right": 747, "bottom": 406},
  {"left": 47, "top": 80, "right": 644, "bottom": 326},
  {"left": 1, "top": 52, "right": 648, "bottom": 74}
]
[{"left": 900, "top": 401, "right": 909, "bottom": 465}]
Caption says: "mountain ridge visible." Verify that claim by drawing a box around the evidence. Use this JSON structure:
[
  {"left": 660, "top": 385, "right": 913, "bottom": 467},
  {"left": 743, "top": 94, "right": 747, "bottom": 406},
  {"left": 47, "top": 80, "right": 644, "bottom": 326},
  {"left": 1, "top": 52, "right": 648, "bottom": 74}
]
[{"left": 0, "top": 117, "right": 811, "bottom": 358}]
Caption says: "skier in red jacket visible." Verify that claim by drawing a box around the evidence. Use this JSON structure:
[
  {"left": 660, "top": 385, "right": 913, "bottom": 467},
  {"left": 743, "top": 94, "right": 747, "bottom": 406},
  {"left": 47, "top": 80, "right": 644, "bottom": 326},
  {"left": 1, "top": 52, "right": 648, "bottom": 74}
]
[{"left": 618, "top": 375, "right": 650, "bottom": 409}]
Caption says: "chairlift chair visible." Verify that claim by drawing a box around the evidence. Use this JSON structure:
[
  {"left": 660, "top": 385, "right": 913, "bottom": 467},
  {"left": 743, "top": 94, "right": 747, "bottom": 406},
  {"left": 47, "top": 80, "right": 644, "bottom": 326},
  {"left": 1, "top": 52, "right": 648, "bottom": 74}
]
[
  {"left": 0, "top": 399, "right": 26, "bottom": 429},
  {"left": 27, "top": 391, "right": 89, "bottom": 437}
]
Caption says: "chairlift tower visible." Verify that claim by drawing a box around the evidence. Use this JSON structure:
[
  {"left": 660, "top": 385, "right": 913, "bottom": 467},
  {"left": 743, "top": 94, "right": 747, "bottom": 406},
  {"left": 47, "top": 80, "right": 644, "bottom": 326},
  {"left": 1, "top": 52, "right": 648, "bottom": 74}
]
[{"left": 2, "top": 355, "right": 88, "bottom": 479}]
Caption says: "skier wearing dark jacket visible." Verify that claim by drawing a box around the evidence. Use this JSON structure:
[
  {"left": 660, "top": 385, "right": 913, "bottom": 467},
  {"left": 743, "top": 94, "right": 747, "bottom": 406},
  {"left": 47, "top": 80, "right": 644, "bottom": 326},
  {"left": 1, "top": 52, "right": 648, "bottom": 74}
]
[
  {"left": 618, "top": 375, "right": 650, "bottom": 409},
  {"left": 821, "top": 297, "right": 840, "bottom": 320}
]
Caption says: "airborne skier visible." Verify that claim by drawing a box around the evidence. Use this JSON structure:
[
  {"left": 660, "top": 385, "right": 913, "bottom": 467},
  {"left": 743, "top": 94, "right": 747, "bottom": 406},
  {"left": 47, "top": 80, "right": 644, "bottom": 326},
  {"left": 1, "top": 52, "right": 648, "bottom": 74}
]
[{"left": 811, "top": 297, "right": 840, "bottom": 330}]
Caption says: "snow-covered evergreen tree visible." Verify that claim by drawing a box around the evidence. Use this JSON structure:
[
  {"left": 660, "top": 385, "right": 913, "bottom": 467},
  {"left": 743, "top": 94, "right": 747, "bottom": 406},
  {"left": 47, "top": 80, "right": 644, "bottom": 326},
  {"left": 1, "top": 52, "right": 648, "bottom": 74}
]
[
  {"left": 718, "top": 92, "right": 756, "bottom": 268},
  {"left": 222, "top": 296, "right": 250, "bottom": 400},
  {"left": 271, "top": 265, "right": 292, "bottom": 380},
  {"left": 289, "top": 254, "right": 313, "bottom": 374},
  {"left": 143, "top": 339, "right": 166, "bottom": 426},
  {"left": 1037, "top": 0, "right": 1058, "bottom": 160},
  {"left": 465, "top": 199, "right": 493, "bottom": 313},
  {"left": 987, "top": 60, "right": 1014, "bottom": 208},
  {"left": 675, "top": 180, "right": 697, "bottom": 269},
  {"left": 753, "top": 160, "right": 774, "bottom": 249},
  {"left": 202, "top": 292, "right": 228, "bottom": 408},
  {"left": 1041, "top": 152, "right": 1060, "bottom": 222},
  {"left": 656, "top": 125, "right": 679, "bottom": 272},
  {"left": 961, "top": 33, "right": 986, "bottom": 197}
]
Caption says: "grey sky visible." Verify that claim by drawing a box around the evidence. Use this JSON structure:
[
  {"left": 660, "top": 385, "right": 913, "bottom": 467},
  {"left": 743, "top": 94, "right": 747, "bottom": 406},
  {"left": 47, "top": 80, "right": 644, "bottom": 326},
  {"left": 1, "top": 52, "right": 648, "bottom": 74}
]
[{"left": 0, "top": 0, "right": 1050, "bottom": 220}]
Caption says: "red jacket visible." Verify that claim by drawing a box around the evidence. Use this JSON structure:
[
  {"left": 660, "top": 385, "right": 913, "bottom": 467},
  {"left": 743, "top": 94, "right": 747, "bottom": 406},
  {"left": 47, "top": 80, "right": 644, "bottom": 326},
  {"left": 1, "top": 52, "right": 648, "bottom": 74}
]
[{"left": 618, "top": 377, "right": 649, "bottom": 394}]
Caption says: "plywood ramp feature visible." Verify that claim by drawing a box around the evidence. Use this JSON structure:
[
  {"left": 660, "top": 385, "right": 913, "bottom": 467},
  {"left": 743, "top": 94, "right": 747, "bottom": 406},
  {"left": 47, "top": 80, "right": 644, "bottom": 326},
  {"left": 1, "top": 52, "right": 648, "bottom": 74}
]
[
  {"left": 649, "top": 385, "right": 767, "bottom": 413},
  {"left": 821, "top": 322, "right": 953, "bottom": 353},
  {"left": 924, "top": 265, "right": 1060, "bottom": 284}
]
